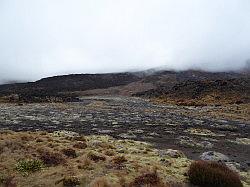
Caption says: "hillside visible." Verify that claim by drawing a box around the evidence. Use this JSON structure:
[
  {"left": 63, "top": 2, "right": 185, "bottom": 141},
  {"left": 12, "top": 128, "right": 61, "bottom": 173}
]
[
  {"left": 0, "top": 73, "right": 142, "bottom": 102},
  {"left": 136, "top": 78, "right": 250, "bottom": 106},
  {"left": 0, "top": 69, "right": 249, "bottom": 105}
]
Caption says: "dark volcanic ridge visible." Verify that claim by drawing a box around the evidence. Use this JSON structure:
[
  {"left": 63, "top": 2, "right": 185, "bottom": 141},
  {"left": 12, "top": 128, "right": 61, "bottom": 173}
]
[
  {"left": 135, "top": 77, "right": 250, "bottom": 106},
  {"left": 0, "top": 69, "right": 249, "bottom": 105}
]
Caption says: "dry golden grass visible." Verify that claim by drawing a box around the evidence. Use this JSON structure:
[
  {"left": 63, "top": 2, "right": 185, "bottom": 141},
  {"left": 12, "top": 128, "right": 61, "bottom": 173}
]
[{"left": 0, "top": 130, "right": 248, "bottom": 187}]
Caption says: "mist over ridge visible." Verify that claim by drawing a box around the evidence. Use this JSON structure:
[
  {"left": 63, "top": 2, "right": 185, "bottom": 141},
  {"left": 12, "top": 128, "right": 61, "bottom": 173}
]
[{"left": 0, "top": 0, "right": 250, "bottom": 83}]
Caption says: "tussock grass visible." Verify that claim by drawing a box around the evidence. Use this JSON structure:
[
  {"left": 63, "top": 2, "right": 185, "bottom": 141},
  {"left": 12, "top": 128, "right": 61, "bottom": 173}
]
[
  {"left": 0, "top": 130, "right": 248, "bottom": 187},
  {"left": 188, "top": 160, "right": 243, "bottom": 187},
  {"left": 129, "top": 171, "right": 169, "bottom": 187},
  {"left": 38, "top": 149, "right": 66, "bottom": 166}
]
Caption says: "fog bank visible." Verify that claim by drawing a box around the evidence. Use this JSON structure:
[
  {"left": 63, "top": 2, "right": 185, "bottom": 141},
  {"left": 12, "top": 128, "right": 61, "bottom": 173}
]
[{"left": 0, "top": 0, "right": 250, "bottom": 82}]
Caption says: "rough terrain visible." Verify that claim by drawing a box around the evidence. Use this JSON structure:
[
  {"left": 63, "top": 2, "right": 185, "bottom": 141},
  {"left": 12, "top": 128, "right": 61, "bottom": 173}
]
[
  {"left": 0, "top": 130, "right": 192, "bottom": 186},
  {"left": 0, "top": 96, "right": 249, "bottom": 171}
]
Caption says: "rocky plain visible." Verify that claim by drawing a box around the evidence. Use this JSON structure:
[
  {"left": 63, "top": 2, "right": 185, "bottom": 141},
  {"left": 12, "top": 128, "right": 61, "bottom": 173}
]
[{"left": 0, "top": 96, "right": 249, "bottom": 163}]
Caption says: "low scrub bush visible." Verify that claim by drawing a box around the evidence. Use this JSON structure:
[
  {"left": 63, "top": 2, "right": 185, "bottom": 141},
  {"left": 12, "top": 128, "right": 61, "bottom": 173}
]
[
  {"left": 35, "top": 138, "right": 44, "bottom": 143},
  {"left": 188, "top": 160, "right": 243, "bottom": 187},
  {"left": 87, "top": 152, "right": 106, "bottom": 162},
  {"left": 61, "top": 148, "right": 77, "bottom": 158},
  {"left": 129, "top": 171, "right": 168, "bottom": 187},
  {"left": 62, "top": 176, "right": 81, "bottom": 187},
  {"left": 73, "top": 142, "right": 87, "bottom": 149},
  {"left": 20, "top": 134, "right": 34, "bottom": 142},
  {"left": 77, "top": 157, "right": 93, "bottom": 170},
  {"left": 39, "top": 150, "right": 66, "bottom": 166},
  {"left": 0, "top": 175, "right": 16, "bottom": 187},
  {"left": 72, "top": 136, "right": 87, "bottom": 142},
  {"left": 112, "top": 155, "right": 127, "bottom": 165}
]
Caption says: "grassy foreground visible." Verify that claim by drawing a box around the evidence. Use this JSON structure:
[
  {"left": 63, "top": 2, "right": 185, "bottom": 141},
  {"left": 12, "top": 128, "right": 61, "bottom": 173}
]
[{"left": 0, "top": 130, "right": 249, "bottom": 187}]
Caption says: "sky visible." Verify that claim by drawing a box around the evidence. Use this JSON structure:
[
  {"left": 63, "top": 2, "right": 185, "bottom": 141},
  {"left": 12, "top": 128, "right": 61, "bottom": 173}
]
[{"left": 0, "top": 0, "right": 250, "bottom": 82}]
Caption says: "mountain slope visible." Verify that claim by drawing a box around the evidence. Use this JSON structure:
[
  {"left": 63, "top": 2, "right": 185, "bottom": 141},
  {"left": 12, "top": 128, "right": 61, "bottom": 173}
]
[
  {"left": 133, "top": 70, "right": 250, "bottom": 105},
  {"left": 0, "top": 73, "right": 142, "bottom": 95},
  {"left": 0, "top": 69, "right": 249, "bottom": 105}
]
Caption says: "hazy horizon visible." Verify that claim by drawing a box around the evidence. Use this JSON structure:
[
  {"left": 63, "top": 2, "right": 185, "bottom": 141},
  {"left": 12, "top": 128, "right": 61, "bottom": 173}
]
[{"left": 0, "top": 0, "right": 250, "bottom": 83}]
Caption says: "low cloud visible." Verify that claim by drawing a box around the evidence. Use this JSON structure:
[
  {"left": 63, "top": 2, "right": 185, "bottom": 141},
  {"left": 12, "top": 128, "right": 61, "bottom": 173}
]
[{"left": 0, "top": 0, "right": 249, "bottom": 83}]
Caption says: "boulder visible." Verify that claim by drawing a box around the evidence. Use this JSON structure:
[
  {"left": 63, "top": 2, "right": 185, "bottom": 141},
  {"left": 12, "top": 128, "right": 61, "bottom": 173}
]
[
  {"left": 200, "top": 151, "right": 230, "bottom": 162},
  {"left": 200, "top": 151, "right": 241, "bottom": 172},
  {"left": 200, "top": 141, "right": 214, "bottom": 149},
  {"left": 159, "top": 149, "right": 186, "bottom": 158}
]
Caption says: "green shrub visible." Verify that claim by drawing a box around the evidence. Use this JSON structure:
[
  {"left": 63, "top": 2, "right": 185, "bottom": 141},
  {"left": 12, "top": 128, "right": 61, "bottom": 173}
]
[
  {"left": 16, "top": 159, "right": 43, "bottom": 175},
  {"left": 188, "top": 160, "right": 243, "bottom": 187}
]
